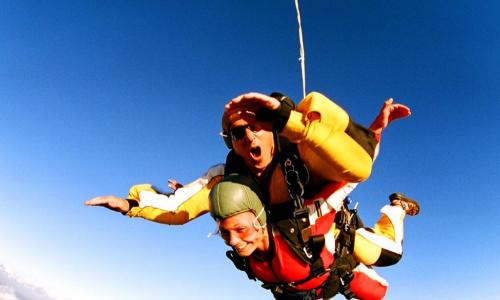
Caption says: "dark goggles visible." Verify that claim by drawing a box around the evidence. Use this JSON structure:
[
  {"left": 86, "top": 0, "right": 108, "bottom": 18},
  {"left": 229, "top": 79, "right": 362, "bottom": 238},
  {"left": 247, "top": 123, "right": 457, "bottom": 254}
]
[{"left": 229, "top": 125, "right": 261, "bottom": 141}]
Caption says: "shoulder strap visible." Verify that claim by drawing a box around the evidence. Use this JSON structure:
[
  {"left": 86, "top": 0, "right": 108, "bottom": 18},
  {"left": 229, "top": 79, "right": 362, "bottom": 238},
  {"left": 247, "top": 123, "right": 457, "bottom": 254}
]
[
  {"left": 272, "top": 221, "right": 327, "bottom": 278},
  {"left": 226, "top": 250, "right": 255, "bottom": 281},
  {"left": 273, "top": 134, "right": 310, "bottom": 210}
]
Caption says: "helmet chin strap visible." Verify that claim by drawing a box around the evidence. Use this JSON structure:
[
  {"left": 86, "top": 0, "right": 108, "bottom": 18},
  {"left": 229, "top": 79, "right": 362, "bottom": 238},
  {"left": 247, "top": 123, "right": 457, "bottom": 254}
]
[{"left": 253, "top": 207, "right": 267, "bottom": 229}]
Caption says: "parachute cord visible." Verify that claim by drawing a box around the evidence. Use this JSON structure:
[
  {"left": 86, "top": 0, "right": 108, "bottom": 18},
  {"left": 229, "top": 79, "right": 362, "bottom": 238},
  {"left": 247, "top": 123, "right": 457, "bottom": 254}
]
[{"left": 294, "top": 0, "right": 307, "bottom": 99}]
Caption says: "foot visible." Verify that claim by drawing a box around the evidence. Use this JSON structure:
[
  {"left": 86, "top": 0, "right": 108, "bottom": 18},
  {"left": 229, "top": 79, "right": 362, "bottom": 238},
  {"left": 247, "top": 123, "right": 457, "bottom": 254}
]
[{"left": 389, "top": 193, "right": 420, "bottom": 216}]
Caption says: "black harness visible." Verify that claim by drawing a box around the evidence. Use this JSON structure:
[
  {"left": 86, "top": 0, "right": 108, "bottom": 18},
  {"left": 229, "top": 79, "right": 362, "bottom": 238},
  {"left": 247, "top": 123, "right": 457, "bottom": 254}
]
[
  {"left": 225, "top": 94, "right": 377, "bottom": 299},
  {"left": 225, "top": 141, "right": 361, "bottom": 300}
]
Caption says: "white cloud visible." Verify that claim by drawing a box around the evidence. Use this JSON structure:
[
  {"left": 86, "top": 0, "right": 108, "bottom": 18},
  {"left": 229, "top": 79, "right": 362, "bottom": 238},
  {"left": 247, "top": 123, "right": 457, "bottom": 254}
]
[
  {"left": 0, "top": 264, "right": 55, "bottom": 300},
  {"left": 0, "top": 285, "right": 19, "bottom": 300}
]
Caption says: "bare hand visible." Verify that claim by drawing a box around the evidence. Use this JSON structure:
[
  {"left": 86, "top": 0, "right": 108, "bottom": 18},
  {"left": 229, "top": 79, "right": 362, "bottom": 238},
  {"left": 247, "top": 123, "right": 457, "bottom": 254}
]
[
  {"left": 224, "top": 92, "right": 281, "bottom": 116},
  {"left": 167, "top": 179, "right": 183, "bottom": 191},
  {"left": 369, "top": 98, "right": 411, "bottom": 134},
  {"left": 85, "top": 195, "right": 130, "bottom": 214}
]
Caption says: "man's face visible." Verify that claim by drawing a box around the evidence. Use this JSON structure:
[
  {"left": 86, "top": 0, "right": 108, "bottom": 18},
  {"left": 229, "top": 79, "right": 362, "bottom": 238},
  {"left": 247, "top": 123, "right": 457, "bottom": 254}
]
[
  {"left": 228, "top": 114, "right": 274, "bottom": 178},
  {"left": 219, "top": 211, "right": 267, "bottom": 257}
]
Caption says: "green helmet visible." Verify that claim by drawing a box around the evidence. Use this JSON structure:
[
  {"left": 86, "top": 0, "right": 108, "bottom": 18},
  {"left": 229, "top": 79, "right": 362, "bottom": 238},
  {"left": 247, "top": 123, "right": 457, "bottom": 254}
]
[{"left": 209, "top": 174, "right": 266, "bottom": 226}]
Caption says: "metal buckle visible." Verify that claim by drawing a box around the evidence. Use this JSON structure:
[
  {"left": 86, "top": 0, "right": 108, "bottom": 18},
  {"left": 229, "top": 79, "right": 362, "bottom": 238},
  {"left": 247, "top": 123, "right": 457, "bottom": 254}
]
[{"left": 301, "top": 226, "right": 312, "bottom": 243}]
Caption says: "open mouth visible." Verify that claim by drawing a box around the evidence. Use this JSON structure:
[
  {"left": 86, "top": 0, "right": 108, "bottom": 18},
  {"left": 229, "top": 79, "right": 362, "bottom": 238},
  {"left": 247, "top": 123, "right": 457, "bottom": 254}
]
[{"left": 250, "top": 146, "right": 261, "bottom": 159}]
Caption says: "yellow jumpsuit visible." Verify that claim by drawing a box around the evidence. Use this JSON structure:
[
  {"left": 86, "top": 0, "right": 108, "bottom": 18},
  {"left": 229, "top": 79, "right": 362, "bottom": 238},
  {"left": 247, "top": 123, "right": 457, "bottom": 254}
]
[{"left": 126, "top": 91, "right": 407, "bottom": 266}]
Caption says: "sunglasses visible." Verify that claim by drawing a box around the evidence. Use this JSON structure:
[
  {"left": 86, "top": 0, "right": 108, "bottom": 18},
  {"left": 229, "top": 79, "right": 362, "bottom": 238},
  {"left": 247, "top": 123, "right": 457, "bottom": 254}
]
[{"left": 229, "top": 125, "right": 261, "bottom": 141}]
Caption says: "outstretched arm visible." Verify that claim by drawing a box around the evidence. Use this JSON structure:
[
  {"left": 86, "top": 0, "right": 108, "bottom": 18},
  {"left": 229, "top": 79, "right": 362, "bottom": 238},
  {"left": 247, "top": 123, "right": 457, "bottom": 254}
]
[
  {"left": 85, "top": 195, "right": 130, "bottom": 214},
  {"left": 85, "top": 164, "right": 225, "bottom": 225}
]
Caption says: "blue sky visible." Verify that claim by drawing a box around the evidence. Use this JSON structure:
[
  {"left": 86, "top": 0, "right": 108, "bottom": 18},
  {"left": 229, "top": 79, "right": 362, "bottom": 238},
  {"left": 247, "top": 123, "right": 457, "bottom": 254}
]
[{"left": 1, "top": 1, "right": 499, "bottom": 299}]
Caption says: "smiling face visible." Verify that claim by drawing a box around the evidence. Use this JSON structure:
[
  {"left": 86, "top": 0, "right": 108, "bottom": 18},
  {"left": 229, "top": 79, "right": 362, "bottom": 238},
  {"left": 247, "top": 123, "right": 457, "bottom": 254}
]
[
  {"left": 218, "top": 211, "right": 268, "bottom": 257},
  {"left": 228, "top": 114, "right": 275, "bottom": 178}
]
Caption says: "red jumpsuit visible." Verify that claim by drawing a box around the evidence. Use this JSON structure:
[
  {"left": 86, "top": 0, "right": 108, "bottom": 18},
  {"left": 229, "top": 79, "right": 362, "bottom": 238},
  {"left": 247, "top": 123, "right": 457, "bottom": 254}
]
[{"left": 248, "top": 183, "right": 389, "bottom": 300}]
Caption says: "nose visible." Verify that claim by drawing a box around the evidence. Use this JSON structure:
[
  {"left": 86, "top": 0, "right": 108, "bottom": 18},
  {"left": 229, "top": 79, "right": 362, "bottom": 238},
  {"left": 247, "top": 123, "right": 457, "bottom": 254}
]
[
  {"left": 227, "top": 231, "right": 241, "bottom": 246},
  {"left": 243, "top": 127, "right": 256, "bottom": 142}
]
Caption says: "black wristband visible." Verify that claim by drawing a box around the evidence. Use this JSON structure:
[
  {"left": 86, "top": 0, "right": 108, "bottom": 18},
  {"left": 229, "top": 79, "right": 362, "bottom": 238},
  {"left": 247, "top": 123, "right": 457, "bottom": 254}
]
[
  {"left": 255, "top": 92, "right": 295, "bottom": 133},
  {"left": 273, "top": 95, "right": 294, "bottom": 132},
  {"left": 122, "top": 199, "right": 139, "bottom": 215}
]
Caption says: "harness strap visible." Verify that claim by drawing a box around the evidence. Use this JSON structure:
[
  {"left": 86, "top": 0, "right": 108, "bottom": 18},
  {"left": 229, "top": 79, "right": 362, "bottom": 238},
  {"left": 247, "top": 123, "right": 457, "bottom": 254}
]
[
  {"left": 309, "top": 236, "right": 327, "bottom": 276},
  {"left": 270, "top": 287, "right": 317, "bottom": 300},
  {"left": 226, "top": 250, "right": 255, "bottom": 280},
  {"left": 273, "top": 132, "right": 312, "bottom": 243},
  {"left": 322, "top": 255, "right": 357, "bottom": 299}
]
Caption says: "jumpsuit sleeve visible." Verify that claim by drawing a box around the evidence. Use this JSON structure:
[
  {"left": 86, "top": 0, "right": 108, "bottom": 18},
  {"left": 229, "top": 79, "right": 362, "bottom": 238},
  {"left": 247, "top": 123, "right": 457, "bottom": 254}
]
[
  {"left": 280, "top": 91, "right": 374, "bottom": 183},
  {"left": 126, "top": 175, "right": 223, "bottom": 225},
  {"left": 131, "top": 163, "right": 225, "bottom": 211},
  {"left": 124, "top": 164, "right": 225, "bottom": 225}
]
